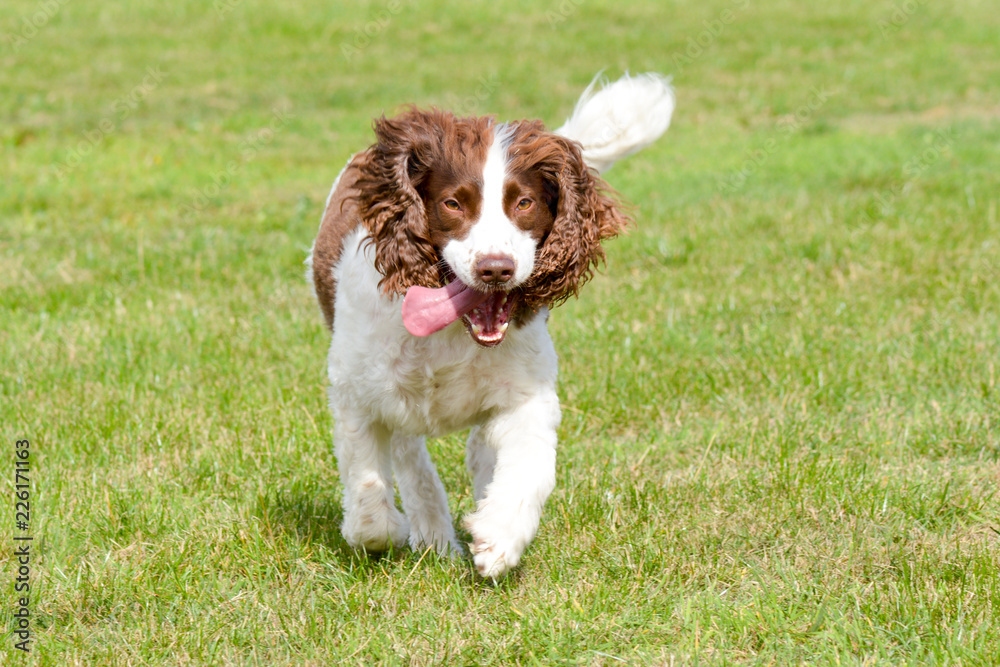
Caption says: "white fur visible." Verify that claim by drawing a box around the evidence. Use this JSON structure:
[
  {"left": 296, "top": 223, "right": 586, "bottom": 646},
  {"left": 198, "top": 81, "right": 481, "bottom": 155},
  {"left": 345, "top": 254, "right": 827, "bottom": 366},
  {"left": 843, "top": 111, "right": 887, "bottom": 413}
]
[
  {"left": 315, "top": 73, "right": 673, "bottom": 578},
  {"left": 555, "top": 72, "right": 675, "bottom": 174},
  {"left": 326, "top": 227, "right": 559, "bottom": 575},
  {"left": 441, "top": 125, "right": 536, "bottom": 289}
]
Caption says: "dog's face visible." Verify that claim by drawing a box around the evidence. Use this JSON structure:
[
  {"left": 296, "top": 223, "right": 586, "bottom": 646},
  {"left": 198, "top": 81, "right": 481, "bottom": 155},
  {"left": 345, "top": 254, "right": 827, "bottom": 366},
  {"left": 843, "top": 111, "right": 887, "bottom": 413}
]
[
  {"left": 355, "top": 109, "right": 628, "bottom": 346},
  {"left": 427, "top": 140, "right": 555, "bottom": 290}
]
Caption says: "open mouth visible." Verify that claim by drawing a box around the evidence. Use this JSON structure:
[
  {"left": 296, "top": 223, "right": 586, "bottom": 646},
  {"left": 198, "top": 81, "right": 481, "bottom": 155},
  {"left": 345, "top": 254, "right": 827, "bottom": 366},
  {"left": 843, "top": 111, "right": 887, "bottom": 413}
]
[
  {"left": 462, "top": 290, "right": 516, "bottom": 347},
  {"left": 400, "top": 279, "right": 517, "bottom": 347}
]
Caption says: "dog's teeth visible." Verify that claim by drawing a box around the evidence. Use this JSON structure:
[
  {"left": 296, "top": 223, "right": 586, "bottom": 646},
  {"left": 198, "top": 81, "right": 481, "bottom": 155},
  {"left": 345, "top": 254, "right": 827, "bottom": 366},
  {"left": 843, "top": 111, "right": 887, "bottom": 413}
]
[
  {"left": 500, "top": 295, "right": 507, "bottom": 306},
  {"left": 499, "top": 321, "right": 509, "bottom": 334}
]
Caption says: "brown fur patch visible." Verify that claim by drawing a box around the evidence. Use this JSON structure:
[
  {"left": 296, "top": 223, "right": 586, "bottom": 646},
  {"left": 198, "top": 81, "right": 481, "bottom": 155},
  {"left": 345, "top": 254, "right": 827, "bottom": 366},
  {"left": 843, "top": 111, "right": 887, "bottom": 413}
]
[
  {"left": 504, "top": 120, "right": 630, "bottom": 316},
  {"left": 312, "top": 151, "right": 371, "bottom": 330},
  {"left": 355, "top": 109, "right": 494, "bottom": 296}
]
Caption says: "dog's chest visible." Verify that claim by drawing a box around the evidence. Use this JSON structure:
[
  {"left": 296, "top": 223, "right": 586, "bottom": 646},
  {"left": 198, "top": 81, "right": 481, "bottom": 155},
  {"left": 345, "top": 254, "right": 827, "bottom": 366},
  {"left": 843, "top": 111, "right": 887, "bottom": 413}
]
[
  {"left": 383, "top": 334, "right": 529, "bottom": 435},
  {"left": 326, "top": 236, "right": 558, "bottom": 435}
]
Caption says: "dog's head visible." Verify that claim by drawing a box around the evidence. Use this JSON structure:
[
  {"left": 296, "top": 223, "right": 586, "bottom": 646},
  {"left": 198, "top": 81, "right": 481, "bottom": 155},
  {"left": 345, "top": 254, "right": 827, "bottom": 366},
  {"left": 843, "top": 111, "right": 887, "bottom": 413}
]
[{"left": 355, "top": 108, "right": 628, "bottom": 346}]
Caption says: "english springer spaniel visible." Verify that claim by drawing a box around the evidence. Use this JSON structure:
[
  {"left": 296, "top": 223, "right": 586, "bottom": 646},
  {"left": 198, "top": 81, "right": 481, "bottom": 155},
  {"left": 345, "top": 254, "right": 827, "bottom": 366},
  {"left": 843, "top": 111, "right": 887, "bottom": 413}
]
[{"left": 308, "top": 73, "right": 674, "bottom": 578}]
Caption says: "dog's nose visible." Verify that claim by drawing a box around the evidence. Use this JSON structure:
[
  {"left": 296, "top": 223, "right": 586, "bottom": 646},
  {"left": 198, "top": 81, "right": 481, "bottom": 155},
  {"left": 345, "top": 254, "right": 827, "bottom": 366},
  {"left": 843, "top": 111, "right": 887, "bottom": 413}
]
[{"left": 476, "top": 255, "right": 516, "bottom": 285}]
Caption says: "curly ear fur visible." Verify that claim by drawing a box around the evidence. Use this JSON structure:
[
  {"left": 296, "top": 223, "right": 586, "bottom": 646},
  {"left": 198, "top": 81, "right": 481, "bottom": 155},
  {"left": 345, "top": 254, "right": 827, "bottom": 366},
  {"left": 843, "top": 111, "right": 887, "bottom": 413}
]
[
  {"left": 509, "top": 123, "right": 630, "bottom": 311},
  {"left": 355, "top": 112, "right": 627, "bottom": 304},
  {"left": 354, "top": 109, "right": 447, "bottom": 296}
]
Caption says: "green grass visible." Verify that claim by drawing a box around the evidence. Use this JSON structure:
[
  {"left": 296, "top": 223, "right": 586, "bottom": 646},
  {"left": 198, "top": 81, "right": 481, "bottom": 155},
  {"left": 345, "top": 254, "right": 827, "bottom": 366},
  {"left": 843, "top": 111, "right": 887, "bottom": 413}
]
[{"left": 2, "top": 0, "right": 999, "bottom": 663}]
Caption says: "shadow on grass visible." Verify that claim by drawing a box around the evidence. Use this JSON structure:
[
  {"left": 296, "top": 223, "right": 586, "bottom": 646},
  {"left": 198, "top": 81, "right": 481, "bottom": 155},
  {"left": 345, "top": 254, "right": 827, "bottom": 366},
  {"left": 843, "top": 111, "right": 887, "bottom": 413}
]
[
  {"left": 251, "top": 484, "right": 350, "bottom": 554},
  {"left": 251, "top": 486, "right": 421, "bottom": 574},
  {"left": 250, "top": 484, "right": 525, "bottom": 585}
]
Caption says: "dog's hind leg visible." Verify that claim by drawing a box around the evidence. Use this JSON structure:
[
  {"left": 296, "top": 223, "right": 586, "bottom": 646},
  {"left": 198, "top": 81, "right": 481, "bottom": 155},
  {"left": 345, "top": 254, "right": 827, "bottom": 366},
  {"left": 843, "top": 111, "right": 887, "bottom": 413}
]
[{"left": 392, "top": 433, "right": 461, "bottom": 556}]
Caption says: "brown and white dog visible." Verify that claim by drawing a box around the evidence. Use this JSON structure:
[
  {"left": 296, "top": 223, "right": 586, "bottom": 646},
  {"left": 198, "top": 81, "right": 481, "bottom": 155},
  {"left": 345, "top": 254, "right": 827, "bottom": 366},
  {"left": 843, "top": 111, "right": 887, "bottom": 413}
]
[{"left": 308, "top": 73, "right": 674, "bottom": 577}]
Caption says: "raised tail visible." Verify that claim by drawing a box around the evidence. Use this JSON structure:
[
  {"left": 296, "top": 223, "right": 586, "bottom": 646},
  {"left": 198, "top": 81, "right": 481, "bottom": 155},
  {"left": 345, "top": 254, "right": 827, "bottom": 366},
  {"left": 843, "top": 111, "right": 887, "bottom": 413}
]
[{"left": 555, "top": 72, "right": 675, "bottom": 174}]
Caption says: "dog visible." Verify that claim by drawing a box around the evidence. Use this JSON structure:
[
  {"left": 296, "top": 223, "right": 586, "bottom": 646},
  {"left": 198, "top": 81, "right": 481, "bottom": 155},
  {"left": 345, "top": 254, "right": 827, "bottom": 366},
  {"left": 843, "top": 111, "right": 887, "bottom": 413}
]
[{"left": 308, "top": 73, "right": 674, "bottom": 577}]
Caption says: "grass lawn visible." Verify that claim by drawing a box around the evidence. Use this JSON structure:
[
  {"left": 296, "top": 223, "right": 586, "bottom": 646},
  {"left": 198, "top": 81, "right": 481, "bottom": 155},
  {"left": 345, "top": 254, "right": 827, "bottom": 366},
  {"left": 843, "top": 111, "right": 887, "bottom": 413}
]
[{"left": 2, "top": 0, "right": 999, "bottom": 663}]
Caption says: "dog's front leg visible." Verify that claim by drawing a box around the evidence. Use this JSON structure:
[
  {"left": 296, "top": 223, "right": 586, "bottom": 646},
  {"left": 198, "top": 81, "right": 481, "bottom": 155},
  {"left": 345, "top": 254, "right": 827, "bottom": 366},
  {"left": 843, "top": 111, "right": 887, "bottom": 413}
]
[
  {"left": 334, "top": 413, "right": 410, "bottom": 552},
  {"left": 463, "top": 390, "right": 560, "bottom": 578}
]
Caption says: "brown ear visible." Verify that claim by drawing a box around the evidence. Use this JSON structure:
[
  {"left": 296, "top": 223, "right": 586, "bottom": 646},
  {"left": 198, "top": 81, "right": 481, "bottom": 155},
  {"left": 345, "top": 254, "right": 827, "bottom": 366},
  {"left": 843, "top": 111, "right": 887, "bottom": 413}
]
[
  {"left": 354, "top": 109, "right": 447, "bottom": 295},
  {"left": 521, "top": 133, "right": 630, "bottom": 310}
]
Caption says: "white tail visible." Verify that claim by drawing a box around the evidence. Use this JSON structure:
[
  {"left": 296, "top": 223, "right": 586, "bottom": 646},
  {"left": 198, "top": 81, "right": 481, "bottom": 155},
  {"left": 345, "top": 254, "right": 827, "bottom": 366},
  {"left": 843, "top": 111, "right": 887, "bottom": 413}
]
[{"left": 555, "top": 72, "right": 675, "bottom": 174}]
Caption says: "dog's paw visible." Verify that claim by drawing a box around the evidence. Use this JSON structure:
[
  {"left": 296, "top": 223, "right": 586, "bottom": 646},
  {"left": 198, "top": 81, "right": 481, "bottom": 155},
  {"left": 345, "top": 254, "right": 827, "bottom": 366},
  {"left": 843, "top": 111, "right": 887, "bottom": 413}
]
[
  {"left": 408, "top": 521, "right": 464, "bottom": 558},
  {"left": 342, "top": 502, "right": 410, "bottom": 553},
  {"left": 469, "top": 535, "right": 521, "bottom": 579},
  {"left": 464, "top": 511, "right": 528, "bottom": 578}
]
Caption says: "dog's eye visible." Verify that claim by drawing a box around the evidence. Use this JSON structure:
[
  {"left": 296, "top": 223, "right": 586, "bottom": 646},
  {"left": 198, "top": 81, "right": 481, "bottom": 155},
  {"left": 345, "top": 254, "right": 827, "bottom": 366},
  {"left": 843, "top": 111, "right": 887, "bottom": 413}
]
[
  {"left": 443, "top": 199, "right": 462, "bottom": 212},
  {"left": 516, "top": 198, "right": 533, "bottom": 211}
]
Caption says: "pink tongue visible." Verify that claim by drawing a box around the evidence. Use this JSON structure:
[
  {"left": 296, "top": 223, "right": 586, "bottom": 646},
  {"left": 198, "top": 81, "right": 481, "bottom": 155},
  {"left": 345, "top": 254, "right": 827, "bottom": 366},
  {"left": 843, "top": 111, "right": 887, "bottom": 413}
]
[{"left": 402, "top": 280, "right": 490, "bottom": 337}]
